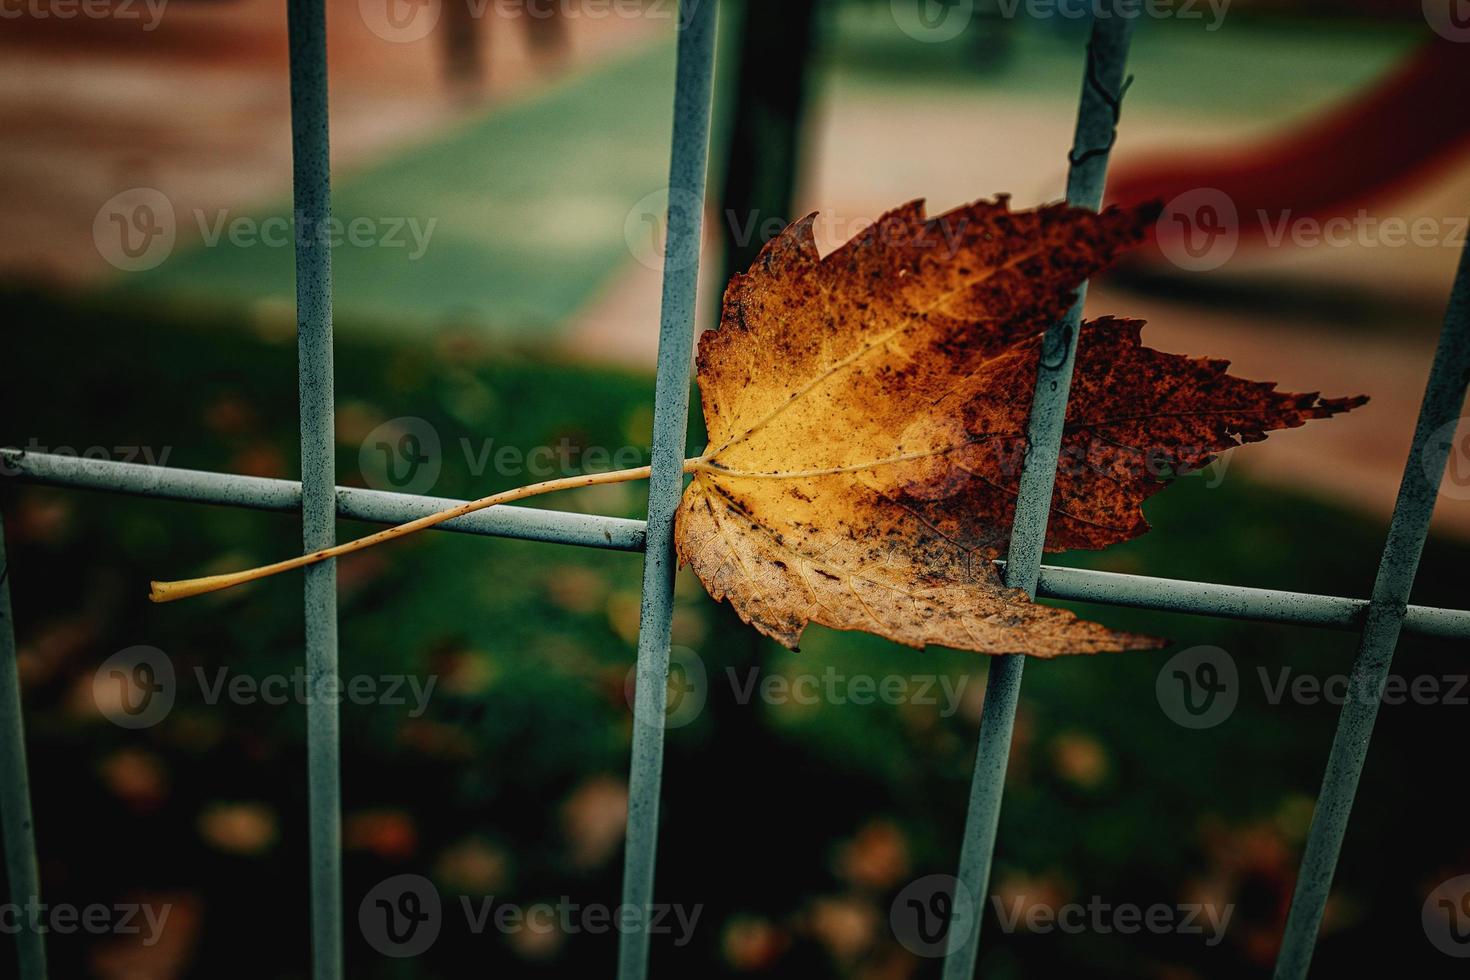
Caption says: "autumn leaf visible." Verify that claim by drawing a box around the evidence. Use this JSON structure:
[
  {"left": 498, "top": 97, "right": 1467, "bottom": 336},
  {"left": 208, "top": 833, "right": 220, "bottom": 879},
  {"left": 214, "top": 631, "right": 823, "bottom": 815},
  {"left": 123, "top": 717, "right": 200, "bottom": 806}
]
[
  {"left": 675, "top": 197, "right": 1366, "bottom": 656},
  {"left": 150, "top": 196, "right": 1365, "bottom": 664}
]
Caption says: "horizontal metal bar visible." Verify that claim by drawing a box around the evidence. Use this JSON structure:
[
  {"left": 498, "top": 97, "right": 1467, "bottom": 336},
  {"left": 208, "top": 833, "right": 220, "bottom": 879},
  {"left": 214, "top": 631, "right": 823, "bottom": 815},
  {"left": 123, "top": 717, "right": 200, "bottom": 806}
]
[
  {"left": 1022, "top": 563, "right": 1470, "bottom": 640},
  {"left": 1, "top": 449, "right": 646, "bottom": 553},
  {"left": 6, "top": 450, "right": 1468, "bottom": 640}
]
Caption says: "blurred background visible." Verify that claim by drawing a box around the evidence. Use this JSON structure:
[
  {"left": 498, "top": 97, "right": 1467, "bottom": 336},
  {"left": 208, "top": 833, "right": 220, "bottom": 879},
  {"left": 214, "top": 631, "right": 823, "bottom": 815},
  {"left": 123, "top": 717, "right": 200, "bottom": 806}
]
[{"left": 3, "top": 0, "right": 1470, "bottom": 976}]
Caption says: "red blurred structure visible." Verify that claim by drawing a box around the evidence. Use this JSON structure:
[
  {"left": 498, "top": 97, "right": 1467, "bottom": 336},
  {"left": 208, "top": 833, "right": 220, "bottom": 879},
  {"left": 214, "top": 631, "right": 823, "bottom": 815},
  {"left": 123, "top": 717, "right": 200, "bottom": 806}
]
[{"left": 1108, "top": 36, "right": 1470, "bottom": 250}]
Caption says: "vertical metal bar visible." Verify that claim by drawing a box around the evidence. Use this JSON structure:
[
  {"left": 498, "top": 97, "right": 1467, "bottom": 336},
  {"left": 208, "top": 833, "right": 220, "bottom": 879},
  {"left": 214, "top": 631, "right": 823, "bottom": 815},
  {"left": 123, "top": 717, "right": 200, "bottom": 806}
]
[
  {"left": 0, "top": 517, "right": 47, "bottom": 979},
  {"left": 1275, "top": 242, "right": 1470, "bottom": 979},
  {"left": 286, "top": 1, "right": 342, "bottom": 976},
  {"left": 942, "top": 17, "right": 1136, "bottom": 979},
  {"left": 618, "top": 2, "right": 718, "bottom": 978}
]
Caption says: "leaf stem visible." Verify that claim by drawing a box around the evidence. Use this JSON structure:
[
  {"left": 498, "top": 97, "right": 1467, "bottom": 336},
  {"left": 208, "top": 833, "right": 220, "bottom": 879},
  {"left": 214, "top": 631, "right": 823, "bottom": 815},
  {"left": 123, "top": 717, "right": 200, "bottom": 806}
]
[{"left": 149, "top": 458, "right": 707, "bottom": 604}]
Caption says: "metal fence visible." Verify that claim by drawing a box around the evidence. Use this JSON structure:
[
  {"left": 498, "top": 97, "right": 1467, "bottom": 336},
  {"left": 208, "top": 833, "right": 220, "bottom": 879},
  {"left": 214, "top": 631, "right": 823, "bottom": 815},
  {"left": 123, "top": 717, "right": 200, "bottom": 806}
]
[{"left": 3, "top": 2, "right": 1469, "bottom": 978}]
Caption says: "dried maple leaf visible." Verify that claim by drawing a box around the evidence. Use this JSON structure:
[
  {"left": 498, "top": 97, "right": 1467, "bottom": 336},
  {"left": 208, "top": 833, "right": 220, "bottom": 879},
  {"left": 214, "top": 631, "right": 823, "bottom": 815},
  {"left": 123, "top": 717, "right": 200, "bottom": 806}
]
[
  {"left": 675, "top": 197, "right": 1366, "bottom": 656},
  {"left": 149, "top": 197, "right": 1365, "bottom": 664}
]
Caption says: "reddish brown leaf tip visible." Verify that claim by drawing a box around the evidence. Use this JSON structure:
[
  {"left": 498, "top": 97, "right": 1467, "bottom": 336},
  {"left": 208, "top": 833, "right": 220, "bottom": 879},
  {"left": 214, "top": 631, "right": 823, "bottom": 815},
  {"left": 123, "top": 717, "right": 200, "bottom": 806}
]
[
  {"left": 1320, "top": 395, "right": 1371, "bottom": 413},
  {"left": 1133, "top": 199, "right": 1165, "bottom": 224}
]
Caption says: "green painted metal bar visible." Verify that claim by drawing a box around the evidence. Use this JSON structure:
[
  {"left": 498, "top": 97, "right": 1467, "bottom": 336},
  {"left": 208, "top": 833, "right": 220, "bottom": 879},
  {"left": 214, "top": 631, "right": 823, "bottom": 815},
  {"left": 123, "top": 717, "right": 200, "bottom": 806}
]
[
  {"left": 1275, "top": 238, "right": 1470, "bottom": 978},
  {"left": 943, "top": 17, "right": 1136, "bottom": 979},
  {"left": 1022, "top": 562, "right": 1470, "bottom": 640},
  {"left": 0, "top": 517, "right": 47, "bottom": 979},
  {"left": 285, "top": 0, "right": 342, "bottom": 975},
  {"left": 0, "top": 449, "right": 647, "bottom": 553},
  {"left": 8, "top": 448, "right": 1470, "bottom": 640},
  {"left": 617, "top": 2, "right": 719, "bottom": 978}
]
